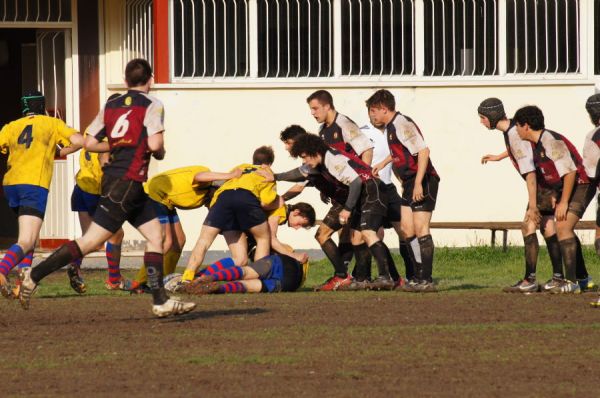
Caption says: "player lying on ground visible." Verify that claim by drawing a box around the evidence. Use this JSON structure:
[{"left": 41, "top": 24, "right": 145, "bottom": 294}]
[
  {"left": 478, "top": 98, "right": 592, "bottom": 294},
  {"left": 183, "top": 253, "right": 309, "bottom": 295},
  {"left": 0, "top": 90, "right": 83, "bottom": 298}
]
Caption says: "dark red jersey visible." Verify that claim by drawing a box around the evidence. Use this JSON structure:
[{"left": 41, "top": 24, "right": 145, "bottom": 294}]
[
  {"left": 386, "top": 112, "right": 438, "bottom": 181},
  {"left": 319, "top": 113, "right": 373, "bottom": 163},
  {"left": 88, "top": 90, "right": 164, "bottom": 182},
  {"left": 533, "top": 129, "right": 589, "bottom": 191}
]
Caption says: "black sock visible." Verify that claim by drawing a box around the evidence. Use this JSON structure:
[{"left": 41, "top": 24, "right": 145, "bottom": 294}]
[
  {"left": 399, "top": 239, "right": 415, "bottom": 280},
  {"left": 559, "top": 237, "right": 578, "bottom": 282},
  {"left": 368, "top": 241, "right": 392, "bottom": 279},
  {"left": 31, "top": 241, "right": 82, "bottom": 284},
  {"left": 406, "top": 235, "right": 422, "bottom": 281},
  {"left": 352, "top": 243, "right": 371, "bottom": 281},
  {"left": 544, "top": 234, "right": 563, "bottom": 278},
  {"left": 523, "top": 234, "right": 539, "bottom": 281},
  {"left": 418, "top": 235, "right": 434, "bottom": 282},
  {"left": 339, "top": 242, "right": 354, "bottom": 276},
  {"left": 388, "top": 249, "right": 400, "bottom": 281},
  {"left": 144, "top": 252, "right": 169, "bottom": 305},
  {"left": 595, "top": 238, "right": 600, "bottom": 257},
  {"left": 574, "top": 235, "right": 588, "bottom": 280},
  {"left": 321, "top": 239, "right": 347, "bottom": 277}
]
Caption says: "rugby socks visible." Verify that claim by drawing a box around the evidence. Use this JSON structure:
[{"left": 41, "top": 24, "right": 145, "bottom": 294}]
[
  {"left": 595, "top": 238, "right": 600, "bottom": 257},
  {"left": 406, "top": 236, "right": 422, "bottom": 280},
  {"left": 31, "top": 241, "right": 83, "bottom": 283},
  {"left": 339, "top": 242, "right": 354, "bottom": 276},
  {"left": 523, "top": 234, "right": 539, "bottom": 282},
  {"left": 17, "top": 251, "right": 34, "bottom": 269},
  {"left": 197, "top": 258, "right": 236, "bottom": 277},
  {"left": 387, "top": 248, "right": 400, "bottom": 281},
  {"left": 368, "top": 241, "right": 392, "bottom": 279},
  {"left": 209, "top": 266, "right": 244, "bottom": 281},
  {"left": 218, "top": 281, "right": 247, "bottom": 294},
  {"left": 559, "top": 237, "right": 578, "bottom": 282},
  {"left": 0, "top": 244, "right": 25, "bottom": 276},
  {"left": 163, "top": 250, "right": 182, "bottom": 276},
  {"left": 106, "top": 242, "right": 122, "bottom": 284},
  {"left": 544, "top": 235, "right": 563, "bottom": 279},
  {"left": 418, "top": 235, "right": 435, "bottom": 283},
  {"left": 352, "top": 243, "right": 371, "bottom": 281},
  {"left": 399, "top": 240, "right": 415, "bottom": 280},
  {"left": 574, "top": 235, "right": 588, "bottom": 280},
  {"left": 144, "top": 252, "right": 168, "bottom": 305},
  {"left": 321, "top": 239, "right": 347, "bottom": 278}
]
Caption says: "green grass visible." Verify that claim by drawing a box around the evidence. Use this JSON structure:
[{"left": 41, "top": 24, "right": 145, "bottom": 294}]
[{"left": 29, "top": 244, "right": 600, "bottom": 297}]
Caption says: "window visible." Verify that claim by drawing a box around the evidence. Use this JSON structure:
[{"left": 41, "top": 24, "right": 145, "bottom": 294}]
[
  {"left": 124, "top": 0, "right": 154, "bottom": 68},
  {"left": 0, "top": 0, "right": 71, "bottom": 22},
  {"left": 595, "top": 0, "right": 600, "bottom": 75},
  {"left": 257, "top": 0, "right": 332, "bottom": 78},
  {"left": 173, "top": 0, "right": 249, "bottom": 78},
  {"left": 507, "top": 0, "right": 580, "bottom": 74},
  {"left": 341, "top": 0, "right": 415, "bottom": 76}
]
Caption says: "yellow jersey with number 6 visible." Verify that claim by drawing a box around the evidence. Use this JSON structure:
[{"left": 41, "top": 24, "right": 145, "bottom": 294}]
[{"left": 0, "top": 114, "right": 77, "bottom": 189}]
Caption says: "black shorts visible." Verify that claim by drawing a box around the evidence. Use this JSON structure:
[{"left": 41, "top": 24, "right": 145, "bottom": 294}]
[
  {"left": 535, "top": 184, "right": 596, "bottom": 219},
  {"left": 93, "top": 174, "right": 157, "bottom": 234},
  {"left": 401, "top": 175, "right": 439, "bottom": 212},
  {"left": 383, "top": 183, "right": 402, "bottom": 227},
  {"left": 204, "top": 189, "right": 266, "bottom": 232},
  {"left": 596, "top": 194, "right": 600, "bottom": 228},
  {"left": 321, "top": 202, "right": 345, "bottom": 232},
  {"left": 351, "top": 179, "right": 388, "bottom": 232}
]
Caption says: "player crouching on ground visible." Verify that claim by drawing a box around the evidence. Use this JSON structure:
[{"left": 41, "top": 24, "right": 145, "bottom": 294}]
[
  {"left": 182, "top": 250, "right": 309, "bottom": 295},
  {"left": 514, "top": 105, "right": 595, "bottom": 294}
]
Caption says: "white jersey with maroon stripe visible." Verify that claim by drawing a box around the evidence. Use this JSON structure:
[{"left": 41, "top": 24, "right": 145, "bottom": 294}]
[
  {"left": 582, "top": 126, "right": 600, "bottom": 180},
  {"left": 319, "top": 113, "right": 373, "bottom": 160},
  {"left": 504, "top": 123, "right": 535, "bottom": 176}
]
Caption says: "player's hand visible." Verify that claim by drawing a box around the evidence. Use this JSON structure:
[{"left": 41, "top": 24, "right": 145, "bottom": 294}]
[
  {"left": 152, "top": 148, "right": 165, "bottom": 160},
  {"left": 320, "top": 192, "right": 330, "bottom": 204},
  {"left": 294, "top": 252, "right": 309, "bottom": 264},
  {"left": 230, "top": 168, "right": 243, "bottom": 179},
  {"left": 555, "top": 201, "right": 568, "bottom": 221},
  {"left": 256, "top": 168, "right": 274, "bottom": 181},
  {"left": 372, "top": 161, "right": 385, "bottom": 177},
  {"left": 481, "top": 154, "right": 501, "bottom": 164},
  {"left": 412, "top": 182, "right": 424, "bottom": 202},
  {"left": 525, "top": 207, "right": 541, "bottom": 225},
  {"left": 339, "top": 209, "right": 351, "bottom": 225}
]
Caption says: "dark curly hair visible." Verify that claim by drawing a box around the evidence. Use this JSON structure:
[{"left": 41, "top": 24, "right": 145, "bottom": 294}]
[
  {"left": 280, "top": 125, "right": 307, "bottom": 142},
  {"left": 513, "top": 105, "right": 545, "bottom": 131},
  {"left": 289, "top": 133, "right": 329, "bottom": 159},
  {"left": 289, "top": 202, "right": 316, "bottom": 227}
]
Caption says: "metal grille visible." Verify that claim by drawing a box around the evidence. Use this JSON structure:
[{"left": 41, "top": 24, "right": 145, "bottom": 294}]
[
  {"left": 124, "top": 0, "right": 154, "bottom": 67},
  {"left": 258, "top": 0, "right": 332, "bottom": 78},
  {"left": 0, "top": 0, "right": 71, "bottom": 22},
  {"left": 173, "top": 0, "right": 249, "bottom": 78},
  {"left": 424, "top": 0, "right": 497, "bottom": 76},
  {"left": 342, "top": 0, "right": 415, "bottom": 76},
  {"left": 595, "top": 0, "right": 600, "bottom": 75},
  {"left": 507, "top": 0, "right": 580, "bottom": 74}
]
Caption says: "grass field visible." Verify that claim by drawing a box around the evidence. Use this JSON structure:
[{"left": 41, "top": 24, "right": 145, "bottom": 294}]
[{"left": 2, "top": 246, "right": 600, "bottom": 397}]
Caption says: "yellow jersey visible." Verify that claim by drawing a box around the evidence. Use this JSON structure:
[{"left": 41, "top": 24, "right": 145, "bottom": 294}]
[
  {"left": 209, "top": 164, "right": 277, "bottom": 208},
  {"left": 268, "top": 204, "right": 288, "bottom": 225},
  {"left": 0, "top": 114, "right": 77, "bottom": 189},
  {"left": 76, "top": 149, "right": 103, "bottom": 195},
  {"left": 145, "top": 166, "right": 212, "bottom": 210}
]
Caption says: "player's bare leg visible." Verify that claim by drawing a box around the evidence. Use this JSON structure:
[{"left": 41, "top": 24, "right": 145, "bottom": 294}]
[
  {"left": 183, "top": 225, "right": 221, "bottom": 282},
  {"left": 249, "top": 221, "right": 271, "bottom": 261},
  {"left": 224, "top": 231, "right": 249, "bottom": 266}
]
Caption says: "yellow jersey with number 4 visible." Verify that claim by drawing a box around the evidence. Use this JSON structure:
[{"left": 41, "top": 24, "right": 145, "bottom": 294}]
[
  {"left": 210, "top": 164, "right": 277, "bottom": 207},
  {"left": 145, "top": 165, "right": 212, "bottom": 210},
  {"left": 0, "top": 114, "right": 77, "bottom": 189}
]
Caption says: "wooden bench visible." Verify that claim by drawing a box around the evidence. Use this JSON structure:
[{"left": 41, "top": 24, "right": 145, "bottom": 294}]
[{"left": 430, "top": 221, "right": 597, "bottom": 251}]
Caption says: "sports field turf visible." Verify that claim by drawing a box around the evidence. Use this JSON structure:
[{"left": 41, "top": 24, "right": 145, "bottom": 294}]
[{"left": 2, "top": 246, "right": 600, "bottom": 397}]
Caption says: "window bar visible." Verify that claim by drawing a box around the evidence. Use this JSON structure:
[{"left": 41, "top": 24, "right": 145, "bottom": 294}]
[
  {"left": 223, "top": 0, "right": 228, "bottom": 77},
  {"left": 13, "top": 0, "right": 17, "bottom": 21},
  {"left": 368, "top": 0, "right": 373, "bottom": 76},
  {"left": 148, "top": 0, "right": 153, "bottom": 68},
  {"left": 187, "top": 0, "right": 195, "bottom": 78},
  {"left": 533, "top": 0, "right": 538, "bottom": 73},
  {"left": 285, "top": 0, "right": 291, "bottom": 77},
  {"left": 512, "top": 0, "right": 517, "bottom": 72},
  {"left": 492, "top": 0, "right": 497, "bottom": 75},
  {"left": 212, "top": 0, "right": 217, "bottom": 77},
  {"left": 202, "top": 0, "right": 208, "bottom": 77},
  {"left": 544, "top": 0, "right": 549, "bottom": 73},
  {"left": 273, "top": 0, "right": 280, "bottom": 77},
  {"left": 38, "top": 32, "right": 47, "bottom": 95},
  {"left": 234, "top": 0, "right": 239, "bottom": 77},
  {"left": 264, "top": 0, "right": 270, "bottom": 77},
  {"left": 179, "top": 0, "right": 185, "bottom": 77},
  {"left": 358, "top": 0, "right": 363, "bottom": 75},
  {"left": 317, "top": 0, "right": 322, "bottom": 76},
  {"left": 3, "top": 0, "right": 6, "bottom": 21},
  {"left": 564, "top": 0, "right": 569, "bottom": 73},
  {"left": 245, "top": 0, "right": 250, "bottom": 77},
  {"left": 470, "top": 0, "right": 476, "bottom": 75},
  {"left": 36, "top": 0, "right": 40, "bottom": 22},
  {"left": 441, "top": 0, "right": 446, "bottom": 76},
  {"left": 483, "top": 0, "right": 488, "bottom": 75},
  {"left": 348, "top": 0, "right": 352, "bottom": 75},
  {"left": 575, "top": 0, "right": 579, "bottom": 72},
  {"left": 328, "top": 0, "right": 332, "bottom": 76},
  {"left": 411, "top": 0, "right": 415, "bottom": 74},
  {"left": 296, "top": 0, "right": 301, "bottom": 77},
  {"left": 389, "top": 0, "right": 395, "bottom": 76},
  {"left": 461, "top": 0, "right": 466, "bottom": 75},
  {"left": 379, "top": 0, "right": 384, "bottom": 76},
  {"left": 25, "top": 0, "right": 29, "bottom": 21},
  {"left": 52, "top": 32, "right": 60, "bottom": 119},
  {"left": 58, "top": 0, "right": 62, "bottom": 21},
  {"left": 451, "top": 0, "right": 456, "bottom": 75},
  {"left": 307, "top": 0, "right": 312, "bottom": 76}
]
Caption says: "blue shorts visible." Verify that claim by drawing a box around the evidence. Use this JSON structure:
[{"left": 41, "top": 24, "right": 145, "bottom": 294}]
[
  {"left": 260, "top": 255, "right": 285, "bottom": 293},
  {"left": 71, "top": 185, "right": 100, "bottom": 215},
  {"left": 3, "top": 184, "right": 49, "bottom": 219},
  {"left": 150, "top": 199, "right": 180, "bottom": 224},
  {"left": 204, "top": 189, "right": 266, "bottom": 232}
]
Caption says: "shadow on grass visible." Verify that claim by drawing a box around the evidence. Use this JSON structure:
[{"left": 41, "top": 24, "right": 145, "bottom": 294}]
[
  {"left": 442, "top": 283, "right": 489, "bottom": 292},
  {"left": 160, "top": 307, "right": 269, "bottom": 323}
]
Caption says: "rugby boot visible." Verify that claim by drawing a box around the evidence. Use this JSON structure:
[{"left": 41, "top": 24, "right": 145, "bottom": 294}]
[
  {"left": 577, "top": 276, "right": 595, "bottom": 292},
  {"left": 152, "top": 297, "right": 196, "bottom": 318},
  {"left": 412, "top": 280, "right": 438, "bottom": 293},
  {"left": 589, "top": 295, "right": 600, "bottom": 308},
  {"left": 541, "top": 276, "right": 564, "bottom": 292},
  {"left": 549, "top": 279, "right": 581, "bottom": 294},
  {"left": 0, "top": 273, "right": 12, "bottom": 299},
  {"left": 18, "top": 267, "right": 38, "bottom": 310},
  {"left": 401, "top": 278, "right": 420, "bottom": 292},
  {"left": 314, "top": 274, "right": 352, "bottom": 291},
  {"left": 338, "top": 278, "right": 370, "bottom": 291},
  {"left": 393, "top": 277, "right": 406, "bottom": 290},
  {"left": 66, "top": 264, "right": 86, "bottom": 294},
  {"left": 104, "top": 278, "right": 125, "bottom": 290},
  {"left": 367, "top": 276, "right": 395, "bottom": 291},
  {"left": 502, "top": 279, "right": 538, "bottom": 294}
]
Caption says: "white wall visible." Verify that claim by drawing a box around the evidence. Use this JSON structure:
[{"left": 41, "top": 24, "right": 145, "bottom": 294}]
[{"left": 103, "top": 84, "right": 598, "bottom": 250}]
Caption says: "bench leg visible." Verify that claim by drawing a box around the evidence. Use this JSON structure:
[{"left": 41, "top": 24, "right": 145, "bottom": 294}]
[
  {"left": 491, "top": 230, "right": 496, "bottom": 248},
  {"left": 502, "top": 230, "right": 508, "bottom": 252}
]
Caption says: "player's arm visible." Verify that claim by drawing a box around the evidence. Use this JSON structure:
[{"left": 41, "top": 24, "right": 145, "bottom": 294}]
[
  {"left": 282, "top": 183, "right": 306, "bottom": 201},
  {"left": 338, "top": 176, "right": 362, "bottom": 225},
  {"left": 194, "top": 168, "right": 242, "bottom": 183},
  {"left": 57, "top": 132, "right": 84, "bottom": 157},
  {"left": 360, "top": 147, "right": 374, "bottom": 165},
  {"left": 268, "top": 216, "right": 308, "bottom": 263},
  {"left": 556, "top": 171, "right": 576, "bottom": 221},
  {"left": 481, "top": 150, "right": 509, "bottom": 164},
  {"left": 412, "top": 147, "right": 430, "bottom": 202},
  {"left": 147, "top": 132, "right": 165, "bottom": 160},
  {"left": 84, "top": 134, "right": 110, "bottom": 153},
  {"left": 524, "top": 172, "right": 541, "bottom": 225},
  {"left": 373, "top": 154, "right": 392, "bottom": 177}
]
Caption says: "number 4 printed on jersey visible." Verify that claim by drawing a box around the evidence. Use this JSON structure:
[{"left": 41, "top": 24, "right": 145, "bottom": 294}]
[
  {"left": 18, "top": 125, "right": 33, "bottom": 148},
  {"left": 111, "top": 110, "right": 132, "bottom": 138}
]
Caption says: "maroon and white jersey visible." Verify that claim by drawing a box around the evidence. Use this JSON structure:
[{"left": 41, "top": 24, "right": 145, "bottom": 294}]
[
  {"left": 386, "top": 112, "right": 438, "bottom": 181},
  {"left": 532, "top": 129, "right": 589, "bottom": 191},
  {"left": 88, "top": 90, "right": 164, "bottom": 182},
  {"left": 582, "top": 126, "right": 600, "bottom": 184},
  {"left": 319, "top": 113, "right": 373, "bottom": 163},
  {"left": 503, "top": 120, "right": 535, "bottom": 178}
]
